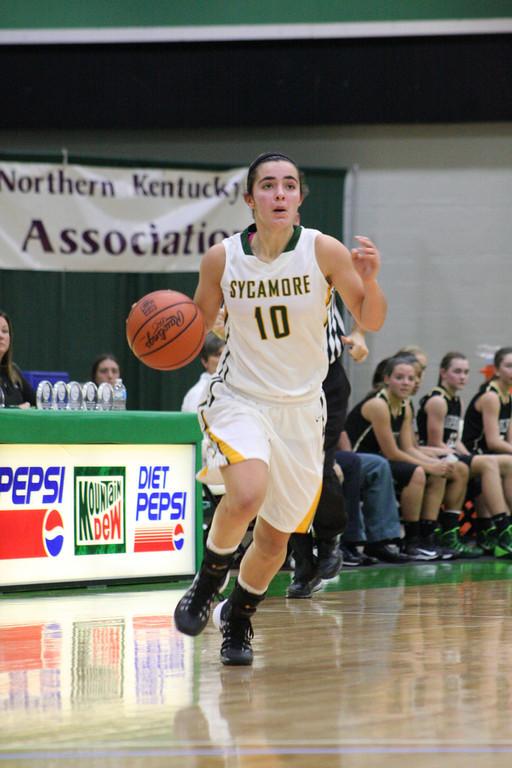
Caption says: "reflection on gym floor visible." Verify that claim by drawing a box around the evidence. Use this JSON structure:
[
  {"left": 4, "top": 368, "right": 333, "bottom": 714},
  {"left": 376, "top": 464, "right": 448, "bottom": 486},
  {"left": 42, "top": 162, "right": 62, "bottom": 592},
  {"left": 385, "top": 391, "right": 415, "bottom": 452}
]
[
  {"left": 1, "top": 591, "right": 193, "bottom": 754},
  {"left": 2, "top": 565, "right": 512, "bottom": 767}
]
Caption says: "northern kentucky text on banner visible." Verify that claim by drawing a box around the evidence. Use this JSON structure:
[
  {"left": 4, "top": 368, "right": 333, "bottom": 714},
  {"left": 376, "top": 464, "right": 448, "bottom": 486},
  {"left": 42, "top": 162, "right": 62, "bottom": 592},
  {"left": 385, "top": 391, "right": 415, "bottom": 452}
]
[{"left": 0, "top": 161, "right": 251, "bottom": 272}]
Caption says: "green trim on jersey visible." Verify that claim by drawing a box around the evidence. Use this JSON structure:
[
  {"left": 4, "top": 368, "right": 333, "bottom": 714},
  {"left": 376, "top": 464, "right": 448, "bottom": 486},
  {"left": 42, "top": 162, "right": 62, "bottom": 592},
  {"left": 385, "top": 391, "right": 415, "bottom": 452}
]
[{"left": 241, "top": 224, "right": 303, "bottom": 256}]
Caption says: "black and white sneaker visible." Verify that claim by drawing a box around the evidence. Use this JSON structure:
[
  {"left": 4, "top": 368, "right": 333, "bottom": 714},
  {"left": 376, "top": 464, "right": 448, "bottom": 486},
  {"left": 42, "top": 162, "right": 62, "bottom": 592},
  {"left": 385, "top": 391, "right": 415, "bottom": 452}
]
[
  {"left": 339, "top": 542, "right": 364, "bottom": 567},
  {"left": 402, "top": 538, "right": 440, "bottom": 561},
  {"left": 435, "top": 543, "right": 458, "bottom": 561},
  {"left": 174, "top": 568, "right": 230, "bottom": 637},
  {"left": 422, "top": 533, "right": 453, "bottom": 560},
  {"left": 213, "top": 599, "right": 254, "bottom": 666}
]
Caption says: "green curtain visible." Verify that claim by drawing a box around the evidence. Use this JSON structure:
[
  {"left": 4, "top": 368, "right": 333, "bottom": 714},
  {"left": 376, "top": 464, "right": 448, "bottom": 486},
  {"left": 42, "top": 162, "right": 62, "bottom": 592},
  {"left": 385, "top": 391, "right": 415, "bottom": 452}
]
[{"left": 1, "top": 270, "right": 202, "bottom": 411}]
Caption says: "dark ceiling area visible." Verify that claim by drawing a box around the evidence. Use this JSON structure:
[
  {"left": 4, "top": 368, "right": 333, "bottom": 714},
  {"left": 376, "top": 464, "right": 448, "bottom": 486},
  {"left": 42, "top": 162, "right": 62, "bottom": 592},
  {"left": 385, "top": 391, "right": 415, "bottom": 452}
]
[{"left": 1, "top": 33, "right": 511, "bottom": 130}]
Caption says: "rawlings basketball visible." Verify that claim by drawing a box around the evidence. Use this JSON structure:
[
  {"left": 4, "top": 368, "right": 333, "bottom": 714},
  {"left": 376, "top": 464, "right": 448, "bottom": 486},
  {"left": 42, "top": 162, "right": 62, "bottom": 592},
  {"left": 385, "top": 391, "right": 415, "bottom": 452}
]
[{"left": 126, "top": 289, "right": 206, "bottom": 370}]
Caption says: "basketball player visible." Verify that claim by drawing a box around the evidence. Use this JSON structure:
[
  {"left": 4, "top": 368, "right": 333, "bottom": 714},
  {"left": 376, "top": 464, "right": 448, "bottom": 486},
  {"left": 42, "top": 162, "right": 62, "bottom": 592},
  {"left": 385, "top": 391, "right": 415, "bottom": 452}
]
[
  {"left": 460, "top": 347, "right": 512, "bottom": 555},
  {"left": 395, "top": 345, "right": 427, "bottom": 397},
  {"left": 386, "top": 348, "right": 472, "bottom": 550},
  {"left": 344, "top": 356, "right": 450, "bottom": 559},
  {"left": 416, "top": 352, "right": 486, "bottom": 557},
  {"left": 173, "top": 151, "right": 387, "bottom": 665}
]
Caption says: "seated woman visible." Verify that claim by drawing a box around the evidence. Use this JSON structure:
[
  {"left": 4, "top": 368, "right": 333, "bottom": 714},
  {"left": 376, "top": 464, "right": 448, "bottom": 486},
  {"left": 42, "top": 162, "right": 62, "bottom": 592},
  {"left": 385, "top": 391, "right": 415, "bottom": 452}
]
[
  {"left": 91, "top": 353, "right": 121, "bottom": 386},
  {"left": 0, "top": 310, "right": 35, "bottom": 408},
  {"left": 344, "top": 355, "right": 451, "bottom": 561},
  {"left": 460, "top": 346, "right": 512, "bottom": 557}
]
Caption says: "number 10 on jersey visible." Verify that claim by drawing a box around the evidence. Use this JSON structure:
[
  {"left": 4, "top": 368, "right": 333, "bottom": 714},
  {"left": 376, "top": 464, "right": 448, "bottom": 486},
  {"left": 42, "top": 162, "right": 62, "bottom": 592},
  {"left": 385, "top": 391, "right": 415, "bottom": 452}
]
[{"left": 254, "top": 305, "right": 290, "bottom": 340}]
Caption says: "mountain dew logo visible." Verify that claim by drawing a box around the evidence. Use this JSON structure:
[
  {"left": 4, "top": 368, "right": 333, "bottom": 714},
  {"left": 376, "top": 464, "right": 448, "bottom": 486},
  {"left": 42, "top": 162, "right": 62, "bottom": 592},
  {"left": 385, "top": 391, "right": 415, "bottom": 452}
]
[{"left": 74, "top": 467, "right": 126, "bottom": 555}]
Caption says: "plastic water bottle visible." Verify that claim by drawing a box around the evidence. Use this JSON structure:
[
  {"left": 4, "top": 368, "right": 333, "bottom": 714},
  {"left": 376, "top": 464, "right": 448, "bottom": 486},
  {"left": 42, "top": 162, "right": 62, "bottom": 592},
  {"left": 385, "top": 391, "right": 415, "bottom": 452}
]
[{"left": 112, "top": 378, "right": 127, "bottom": 411}]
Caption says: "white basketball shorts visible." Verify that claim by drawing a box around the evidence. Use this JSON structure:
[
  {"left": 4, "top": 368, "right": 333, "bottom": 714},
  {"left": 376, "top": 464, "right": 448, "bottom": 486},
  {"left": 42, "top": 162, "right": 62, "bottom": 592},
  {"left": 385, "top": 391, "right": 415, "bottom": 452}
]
[{"left": 197, "top": 381, "right": 325, "bottom": 534}]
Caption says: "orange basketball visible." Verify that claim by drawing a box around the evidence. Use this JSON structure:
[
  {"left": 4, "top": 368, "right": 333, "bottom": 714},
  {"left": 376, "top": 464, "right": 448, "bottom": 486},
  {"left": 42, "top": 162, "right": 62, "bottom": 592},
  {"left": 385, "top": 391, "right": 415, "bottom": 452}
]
[{"left": 126, "top": 289, "right": 206, "bottom": 371}]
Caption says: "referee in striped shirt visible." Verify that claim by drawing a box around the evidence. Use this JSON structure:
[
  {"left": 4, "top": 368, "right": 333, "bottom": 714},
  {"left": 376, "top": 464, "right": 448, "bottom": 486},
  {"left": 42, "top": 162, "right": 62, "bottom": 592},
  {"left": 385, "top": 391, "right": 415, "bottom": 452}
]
[{"left": 287, "top": 292, "right": 368, "bottom": 598}]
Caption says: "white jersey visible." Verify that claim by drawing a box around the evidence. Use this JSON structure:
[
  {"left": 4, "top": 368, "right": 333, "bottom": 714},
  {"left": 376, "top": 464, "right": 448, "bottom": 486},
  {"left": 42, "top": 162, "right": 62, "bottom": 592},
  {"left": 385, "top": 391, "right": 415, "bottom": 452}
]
[{"left": 216, "top": 224, "right": 330, "bottom": 402}]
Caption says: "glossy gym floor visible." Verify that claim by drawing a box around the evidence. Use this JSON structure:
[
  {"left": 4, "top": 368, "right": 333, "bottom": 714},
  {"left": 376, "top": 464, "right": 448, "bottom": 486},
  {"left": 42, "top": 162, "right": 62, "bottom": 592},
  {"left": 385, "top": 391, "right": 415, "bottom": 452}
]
[{"left": 2, "top": 560, "right": 512, "bottom": 767}]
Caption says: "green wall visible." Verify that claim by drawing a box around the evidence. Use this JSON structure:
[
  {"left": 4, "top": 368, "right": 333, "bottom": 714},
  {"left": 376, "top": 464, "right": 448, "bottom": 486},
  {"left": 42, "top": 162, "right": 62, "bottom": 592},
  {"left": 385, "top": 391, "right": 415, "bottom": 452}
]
[{"left": 2, "top": 1, "right": 510, "bottom": 28}]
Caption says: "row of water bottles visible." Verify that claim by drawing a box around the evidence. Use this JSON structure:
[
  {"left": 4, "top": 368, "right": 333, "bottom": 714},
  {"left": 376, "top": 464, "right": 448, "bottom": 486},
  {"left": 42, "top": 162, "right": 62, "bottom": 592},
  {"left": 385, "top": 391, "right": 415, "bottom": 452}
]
[{"left": 35, "top": 378, "right": 127, "bottom": 411}]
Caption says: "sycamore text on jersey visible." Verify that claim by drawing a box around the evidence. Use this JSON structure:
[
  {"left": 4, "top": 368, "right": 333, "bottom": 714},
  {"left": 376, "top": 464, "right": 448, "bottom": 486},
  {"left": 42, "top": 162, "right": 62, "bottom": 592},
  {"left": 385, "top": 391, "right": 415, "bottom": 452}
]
[{"left": 229, "top": 275, "right": 312, "bottom": 299}]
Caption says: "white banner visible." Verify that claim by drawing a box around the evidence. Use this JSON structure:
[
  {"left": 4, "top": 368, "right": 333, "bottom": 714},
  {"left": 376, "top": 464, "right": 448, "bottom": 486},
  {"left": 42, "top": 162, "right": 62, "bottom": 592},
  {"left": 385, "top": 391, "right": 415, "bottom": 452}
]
[{"left": 0, "top": 160, "right": 251, "bottom": 272}]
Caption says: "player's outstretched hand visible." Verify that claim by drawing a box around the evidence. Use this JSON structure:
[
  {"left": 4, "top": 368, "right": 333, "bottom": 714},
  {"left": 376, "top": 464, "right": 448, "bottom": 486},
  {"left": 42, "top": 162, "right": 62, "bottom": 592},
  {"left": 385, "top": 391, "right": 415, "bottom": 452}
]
[{"left": 351, "top": 236, "right": 381, "bottom": 282}]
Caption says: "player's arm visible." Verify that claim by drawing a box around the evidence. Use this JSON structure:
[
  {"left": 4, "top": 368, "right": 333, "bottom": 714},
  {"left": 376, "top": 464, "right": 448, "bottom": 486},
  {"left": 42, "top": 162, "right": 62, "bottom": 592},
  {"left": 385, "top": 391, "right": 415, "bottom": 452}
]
[
  {"left": 480, "top": 392, "right": 512, "bottom": 454},
  {"left": 316, "top": 234, "right": 387, "bottom": 332},
  {"left": 193, "top": 244, "right": 226, "bottom": 331},
  {"left": 425, "top": 396, "right": 450, "bottom": 449}
]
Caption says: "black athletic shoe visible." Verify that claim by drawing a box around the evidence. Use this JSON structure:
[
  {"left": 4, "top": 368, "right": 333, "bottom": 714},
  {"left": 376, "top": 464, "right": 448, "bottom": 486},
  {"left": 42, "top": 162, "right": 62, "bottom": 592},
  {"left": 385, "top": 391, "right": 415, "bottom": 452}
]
[
  {"left": 422, "top": 532, "right": 455, "bottom": 560},
  {"left": 339, "top": 542, "right": 378, "bottom": 566},
  {"left": 213, "top": 599, "right": 254, "bottom": 666},
  {"left": 286, "top": 575, "right": 323, "bottom": 599},
  {"left": 359, "top": 551, "right": 380, "bottom": 566},
  {"left": 174, "top": 569, "right": 230, "bottom": 637},
  {"left": 402, "top": 537, "right": 440, "bottom": 561},
  {"left": 339, "top": 542, "right": 364, "bottom": 566},
  {"left": 365, "top": 542, "right": 411, "bottom": 564},
  {"left": 316, "top": 538, "right": 343, "bottom": 579}
]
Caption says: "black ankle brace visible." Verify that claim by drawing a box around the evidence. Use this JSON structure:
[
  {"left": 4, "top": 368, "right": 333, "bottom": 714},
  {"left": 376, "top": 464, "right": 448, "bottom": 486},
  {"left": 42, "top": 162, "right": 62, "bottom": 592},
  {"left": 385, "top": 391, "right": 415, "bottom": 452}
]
[
  {"left": 229, "top": 581, "right": 266, "bottom": 618},
  {"left": 202, "top": 547, "right": 234, "bottom": 581}
]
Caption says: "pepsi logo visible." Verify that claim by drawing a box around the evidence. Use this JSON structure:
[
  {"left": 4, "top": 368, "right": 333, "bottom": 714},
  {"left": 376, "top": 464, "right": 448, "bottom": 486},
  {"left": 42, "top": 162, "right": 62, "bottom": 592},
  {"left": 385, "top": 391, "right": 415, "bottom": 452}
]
[
  {"left": 172, "top": 523, "right": 184, "bottom": 551},
  {"left": 43, "top": 508, "right": 64, "bottom": 557}
]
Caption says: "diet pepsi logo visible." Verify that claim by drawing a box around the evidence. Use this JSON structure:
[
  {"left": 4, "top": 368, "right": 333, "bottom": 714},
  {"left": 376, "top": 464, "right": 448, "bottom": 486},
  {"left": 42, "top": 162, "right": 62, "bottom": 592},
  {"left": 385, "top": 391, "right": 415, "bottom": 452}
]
[
  {"left": 173, "top": 523, "right": 184, "bottom": 551},
  {"left": 134, "top": 465, "right": 188, "bottom": 553},
  {"left": 43, "top": 509, "right": 64, "bottom": 557}
]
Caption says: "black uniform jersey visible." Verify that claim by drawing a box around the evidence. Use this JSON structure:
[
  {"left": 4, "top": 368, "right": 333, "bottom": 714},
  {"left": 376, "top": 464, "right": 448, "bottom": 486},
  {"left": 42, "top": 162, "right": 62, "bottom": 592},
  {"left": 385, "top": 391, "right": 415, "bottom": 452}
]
[
  {"left": 345, "top": 388, "right": 408, "bottom": 454},
  {"left": 462, "top": 380, "right": 512, "bottom": 454},
  {"left": 417, "top": 385, "right": 462, "bottom": 447},
  {"left": 0, "top": 364, "right": 36, "bottom": 407}
]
